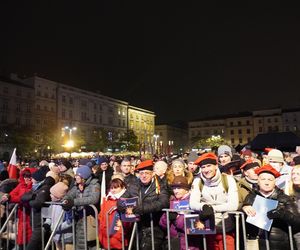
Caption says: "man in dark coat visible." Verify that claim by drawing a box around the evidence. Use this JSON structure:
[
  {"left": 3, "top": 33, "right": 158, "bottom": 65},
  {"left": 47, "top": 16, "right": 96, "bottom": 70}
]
[{"left": 118, "top": 159, "right": 169, "bottom": 250}]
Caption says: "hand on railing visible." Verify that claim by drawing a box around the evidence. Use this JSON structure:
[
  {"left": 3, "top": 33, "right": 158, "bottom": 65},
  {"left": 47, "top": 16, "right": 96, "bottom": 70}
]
[
  {"left": 199, "top": 204, "right": 214, "bottom": 221},
  {"left": 61, "top": 198, "right": 74, "bottom": 211}
]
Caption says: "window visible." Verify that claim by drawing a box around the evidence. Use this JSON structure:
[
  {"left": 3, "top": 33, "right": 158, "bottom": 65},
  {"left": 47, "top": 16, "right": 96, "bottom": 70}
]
[
  {"left": 81, "top": 100, "right": 87, "bottom": 107},
  {"left": 267, "top": 118, "right": 271, "bottom": 123},
  {"left": 108, "top": 117, "right": 113, "bottom": 125},
  {"left": 94, "top": 114, "right": 97, "bottom": 122},
  {"left": 16, "top": 117, "right": 20, "bottom": 126},
  {"left": 1, "top": 115, "right": 7, "bottom": 124},
  {"left": 286, "top": 126, "right": 290, "bottom": 131},
  {"left": 99, "top": 115, "right": 102, "bottom": 124},
  {"left": 69, "top": 110, "right": 73, "bottom": 119},
  {"left": 230, "top": 122, "right": 233, "bottom": 126},
  {"left": 16, "top": 103, "right": 21, "bottom": 112},
  {"left": 94, "top": 103, "right": 97, "bottom": 110},
  {"left": 118, "top": 119, "right": 121, "bottom": 126},
  {"left": 247, "top": 129, "right": 251, "bottom": 134},
  {"left": 230, "top": 130, "right": 234, "bottom": 135},
  {"left": 246, "top": 120, "right": 250, "bottom": 125},
  {"left": 274, "top": 118, "right": 278, "bottom": 122},
  {"left": 122, "top": 120, "right": 125, "bottom": 127},
  {"left": 99, "top": 104, "right": 102, "bottom": 111},
  {"left": 239, "top": 138, "right": 243, "bottom": 143},
  {"left": 247, "top": 137, "right": 251, "bottom": 143},
  {"left": 69, "top": 97, "right": 73, "bottom": 105},
  {"left": 238, "top": 121, "right": 241, "bottom": 126},
  {"left": 62, "top": 109, "right": 65, "bottom": 119},
  {"left": 259, "top": 119, "right": 262, "bottom": 124},
  {"left": 62, "top": 95, "right": 66, "bottom": 103},
  {"left": 231, "top": 138, "right": 235, "bottom": 144},
  {"left": 238, "top": 129, "right": 242, "bottom": 134},
  {"left": 259, "top": 127, "right": 263, "bottom": 132}
]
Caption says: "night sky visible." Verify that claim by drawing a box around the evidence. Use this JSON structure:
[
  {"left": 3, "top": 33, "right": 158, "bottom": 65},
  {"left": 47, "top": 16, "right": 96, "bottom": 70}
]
[{"left": 1, "top": 2, "right": 300, "bottom": 124}]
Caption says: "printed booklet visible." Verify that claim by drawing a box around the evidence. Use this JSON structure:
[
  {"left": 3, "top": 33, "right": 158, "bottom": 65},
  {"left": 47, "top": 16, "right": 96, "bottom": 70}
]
[
  {"left": 185, "top": 214, "right": 216, "bottom": 235},
  {"left": 119, "top": 196, "right": 140, "bottom": 222}
]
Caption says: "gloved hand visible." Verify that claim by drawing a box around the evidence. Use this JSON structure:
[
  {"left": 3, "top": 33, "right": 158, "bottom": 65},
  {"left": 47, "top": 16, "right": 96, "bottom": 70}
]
[
  {"left": 61, "top": 198, "right": 74, "bottom": 211},
  {"left": 168, "top": 212, "right": 178, "bottom": 222},
  {"left": 21, "top": 191, "right": 36, "bottom": 202},
  {"left": 267, "top": 208, "right": 284, "bottom": 220},
  {"left": 43, "top": 223, "right": 51, "bottom": 232},
  {"left": 133, "top": 205, "right": 144, "bottom": 215},
  {"left": 199, "top": 204, "right": 214, "bottom": 221}
]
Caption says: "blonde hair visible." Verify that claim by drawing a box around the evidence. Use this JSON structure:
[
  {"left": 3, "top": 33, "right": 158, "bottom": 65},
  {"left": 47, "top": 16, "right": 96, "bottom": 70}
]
[{"left": 286, "top": 164, "right": 300, "bottom": 196}]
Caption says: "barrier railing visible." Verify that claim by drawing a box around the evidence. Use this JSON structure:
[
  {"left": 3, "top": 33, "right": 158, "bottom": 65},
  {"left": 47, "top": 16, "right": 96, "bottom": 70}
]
[{"left": 0, "top": 201, "right": 297, "bottom": 250}]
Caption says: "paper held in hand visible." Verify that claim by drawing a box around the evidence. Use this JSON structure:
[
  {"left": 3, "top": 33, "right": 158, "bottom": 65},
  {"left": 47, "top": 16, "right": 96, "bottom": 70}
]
[{"left": 246, "top": 195, "right": 278, "bottom": 231}]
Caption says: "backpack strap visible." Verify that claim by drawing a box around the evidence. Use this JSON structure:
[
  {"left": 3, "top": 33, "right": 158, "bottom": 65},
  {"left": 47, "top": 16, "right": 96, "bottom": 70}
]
[{"left": 198, "top": 173, "right": 229, "bottom": 193}]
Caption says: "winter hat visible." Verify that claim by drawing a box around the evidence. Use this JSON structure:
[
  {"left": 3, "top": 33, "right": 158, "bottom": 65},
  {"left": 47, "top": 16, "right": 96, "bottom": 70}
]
[
  {"left": 49, "top": 162, "right": 60, "bottom": 174},
  {"left": 39, "top": 160, "right": 49, "bottom": 167},
  {"left": 111, "top": 173, "right": 125, "bottom": 181},
  {"left": 76, "top": 165, "right": 92, "bottom": 179},
  {"left": 242, "top": 150, "right": 252, "bottom": 157},
  {"left": 255, "top": 164, "right": 281, "bottom": 178},
  {"left": 46, "top": 171, "right": 59, "bottom": 183},
  {"left": 135, "top": 160, "right": 154, "bottom": 172},
  {"left": 50, "top": 182, "right": 69, "bottom": 200},
  {"left": 79, "top": 158, "right": 90, "bottom": 166},
  {"left": 194, "top": 153, "right": 218, "bottom": 166},
  {"left": 187, "top": 151, "right": 199, "bottom": 163},
  {"left": 217, "top": 145, "right": 233, "bottom": 158},
  {"left": 267, "top": 149, "right": 284, "bottom": 163},
  {"left": 97, "top": 157, "right": 109, "bottom": 165},
  {"left": 31, "top": 165, "right": 49, "bottom": 182},
  {"left": 59, "top": 159, "right": 72, "bottom": 170},
  {"left": 170, "top": 176, "right": 190, "bottom": 190}
]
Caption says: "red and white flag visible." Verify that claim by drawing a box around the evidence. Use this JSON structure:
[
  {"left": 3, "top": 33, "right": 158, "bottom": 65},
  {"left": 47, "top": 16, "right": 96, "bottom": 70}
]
[{"left": 7, "top": 148, "right": 18, "bottom": 179}]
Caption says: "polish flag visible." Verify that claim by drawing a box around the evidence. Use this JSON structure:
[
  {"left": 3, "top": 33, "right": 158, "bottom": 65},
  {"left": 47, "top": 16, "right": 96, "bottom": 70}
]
[{"left": 7, "top": 148, "right": 18, "bottom": 179}]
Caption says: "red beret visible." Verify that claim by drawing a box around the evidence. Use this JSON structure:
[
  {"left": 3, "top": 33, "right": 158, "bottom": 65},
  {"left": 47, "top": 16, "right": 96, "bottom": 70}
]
[
  {"left": 240, "top": 159, "right": 259, "bottom": 170},
  {"left": 135, "top": 159, "right": 154, "bottom": 172},
  {"left": 194, "top": 153, "right": 218, "bottom": 166},
  {"left": 255, "top": 164, "right": 281, "bottom": 178},
  {"left": 264, "top": 148, "right": 274, "bottom": 153}
]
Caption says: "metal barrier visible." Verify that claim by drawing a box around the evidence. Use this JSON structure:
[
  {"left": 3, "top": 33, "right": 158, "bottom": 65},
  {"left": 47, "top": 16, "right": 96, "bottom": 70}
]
[{"left": 0, "top": 201, "right": 297, "bottom": 250}]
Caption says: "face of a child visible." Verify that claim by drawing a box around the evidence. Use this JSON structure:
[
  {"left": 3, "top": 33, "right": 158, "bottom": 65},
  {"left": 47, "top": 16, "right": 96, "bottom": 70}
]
[
  {"left": 110, "top": 186, "right": 123, "bottom": 195},
  {"left": 172, "top": 187, "right": 188, "bottom": 200}
]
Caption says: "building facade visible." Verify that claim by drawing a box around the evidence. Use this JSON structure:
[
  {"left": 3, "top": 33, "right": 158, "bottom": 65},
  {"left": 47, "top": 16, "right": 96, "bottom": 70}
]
[
  {"left": 0, "top": 75, "right": 155, "bottom": 154},
  {"left": 188, "top": 108, "right": 300, "bottom": 148}
]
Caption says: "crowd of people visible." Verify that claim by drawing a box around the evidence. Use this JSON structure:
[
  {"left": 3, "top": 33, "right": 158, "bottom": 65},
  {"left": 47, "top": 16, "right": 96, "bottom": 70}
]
[{"left": 0, "top": 146, "right": 300, "bottom": 250}]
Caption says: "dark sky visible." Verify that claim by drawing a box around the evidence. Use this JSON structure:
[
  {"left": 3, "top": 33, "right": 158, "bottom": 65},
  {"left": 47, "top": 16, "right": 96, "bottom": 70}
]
[{"left": 1, "top": 2, "right": 300, "bottom": 124}]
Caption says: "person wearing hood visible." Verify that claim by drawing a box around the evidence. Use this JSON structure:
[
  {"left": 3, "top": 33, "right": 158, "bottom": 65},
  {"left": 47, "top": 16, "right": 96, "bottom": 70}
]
[
  {"left": 1, "top": 168, "right": 35, "bottom": 249},
  {"left": 62, "top": 165, "right": 100, "bottom": 250}
]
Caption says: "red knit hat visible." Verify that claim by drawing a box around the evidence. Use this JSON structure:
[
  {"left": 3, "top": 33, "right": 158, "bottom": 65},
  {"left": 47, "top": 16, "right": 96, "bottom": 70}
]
[
  {"left": 194, "top": 153, "right": 218, "bottom": 166},
  {"left": 135, "top": 159, "right": 154, "bottom": 172},
  {"left": 255, "top": 164, "right": 281, "bottom": 178}
]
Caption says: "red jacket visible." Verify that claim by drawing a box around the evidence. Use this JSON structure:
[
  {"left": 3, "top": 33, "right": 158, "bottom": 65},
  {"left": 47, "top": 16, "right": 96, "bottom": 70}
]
[
  {"left": 9, "top": 169, "right": 34, "bottom": 245},
  {"left": 98, "top": 197, "right": 129, "bottom": 249}
]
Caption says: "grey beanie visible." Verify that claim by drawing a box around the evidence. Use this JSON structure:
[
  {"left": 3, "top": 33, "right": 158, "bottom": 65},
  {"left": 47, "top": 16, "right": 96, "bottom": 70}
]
[
  {"left": 217, "top": 145, "right": 233, "bottom": 158},
  {"left": 187, "top": 151, "right": 199, "bottom": 163}
]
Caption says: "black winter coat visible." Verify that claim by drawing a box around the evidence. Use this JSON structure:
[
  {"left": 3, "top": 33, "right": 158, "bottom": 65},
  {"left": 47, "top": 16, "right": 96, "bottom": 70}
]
[{"left": 243, "top": 187, "right": 299, "bottom": 250}]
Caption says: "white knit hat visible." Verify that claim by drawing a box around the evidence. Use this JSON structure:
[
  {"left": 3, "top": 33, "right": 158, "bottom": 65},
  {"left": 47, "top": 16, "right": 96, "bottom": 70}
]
[{"left": 267, "top": 149, "right": 284, "bottom": 163}]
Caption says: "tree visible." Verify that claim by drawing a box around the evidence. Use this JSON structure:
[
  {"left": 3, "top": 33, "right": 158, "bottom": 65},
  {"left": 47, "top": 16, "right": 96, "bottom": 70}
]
[
  {"left": 192, "top": 135, "right": 224, "bottom": 150},
  {"left": 119, "top": 130, "right": 139, "bottom": 152}
]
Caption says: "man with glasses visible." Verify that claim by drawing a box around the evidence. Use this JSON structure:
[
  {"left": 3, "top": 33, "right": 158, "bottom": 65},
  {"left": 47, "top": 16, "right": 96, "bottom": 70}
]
[{"left": 118, "top": 159, "right": 169, "bottom": 250}]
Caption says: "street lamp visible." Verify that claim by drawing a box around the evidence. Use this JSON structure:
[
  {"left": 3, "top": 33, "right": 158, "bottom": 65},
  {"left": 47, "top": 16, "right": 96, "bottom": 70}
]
[{"left": 153, "top": 134, "right": 159, "bottom": 154}]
